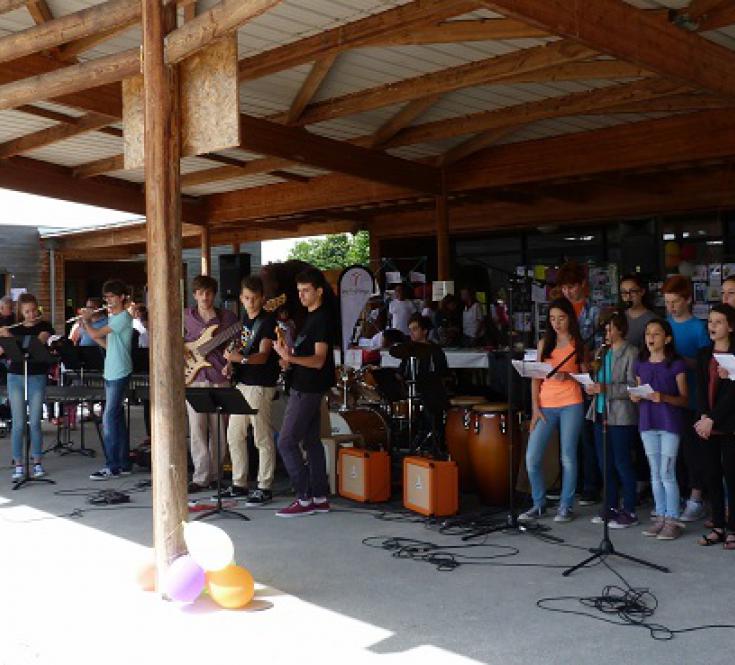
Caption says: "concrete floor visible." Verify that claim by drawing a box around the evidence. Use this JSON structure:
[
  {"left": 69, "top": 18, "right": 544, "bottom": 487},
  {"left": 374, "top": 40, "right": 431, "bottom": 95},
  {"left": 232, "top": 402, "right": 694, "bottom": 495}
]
[{"left": 1, "top": 408, "right": 734, "bottom": 665}]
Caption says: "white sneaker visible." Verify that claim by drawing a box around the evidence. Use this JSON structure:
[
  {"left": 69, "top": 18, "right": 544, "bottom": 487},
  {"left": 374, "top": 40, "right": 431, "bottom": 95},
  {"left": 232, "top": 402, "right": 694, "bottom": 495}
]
[
  {"left": 32, "top": 463, "right": 46, "bottom": 478},
  {"left": 679, "top": 500, "right": 705, "bottom": 522},
  {"left": 519, "top": 506, "right": 546, "bottom": 522},
  {"left": 11, "top": 465, "right": 23, "bottom": 481}
]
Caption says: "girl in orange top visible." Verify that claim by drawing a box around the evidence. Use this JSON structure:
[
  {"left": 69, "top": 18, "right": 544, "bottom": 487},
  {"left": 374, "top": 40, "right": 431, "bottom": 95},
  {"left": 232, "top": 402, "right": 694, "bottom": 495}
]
[{"left": 520, "top": 298, "right": 586, "bottom": 524}]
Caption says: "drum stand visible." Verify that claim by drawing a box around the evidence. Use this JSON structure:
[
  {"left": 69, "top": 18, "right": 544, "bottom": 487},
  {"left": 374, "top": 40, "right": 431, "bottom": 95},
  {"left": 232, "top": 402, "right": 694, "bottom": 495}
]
[
  {"left": 339, "top": 367, "right": 350, "bottom": 412},
  {"left": 563, "top": 345, "right": 669, "bottom": 576}
]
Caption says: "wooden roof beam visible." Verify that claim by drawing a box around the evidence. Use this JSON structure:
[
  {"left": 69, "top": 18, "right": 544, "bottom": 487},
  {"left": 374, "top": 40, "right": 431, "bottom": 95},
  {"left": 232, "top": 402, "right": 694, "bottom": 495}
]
[
  {"left": 26, "top": 0, "right": 52, "bottom": 24},
  {"left": 0, "top": 112, "right": 112, "bottom": 159},
  {"left": 367, "top": 18, "right": 549, "bottom": 46},
  {"left": 386, "top": 77, "right": 688, "bottom": 148},
  {"left": 477, "top": 1, "right": 735, "bottom": 98},
  {"left": 285, "top": 53, "right": 338, "bottom": 125},
  {"left": 181, "top": 156, "right": 293, "bottom": 187},
  {"left": 290, "top": 40, "right": 596, "bottom": 127},
  {"left": 73, "top": 154, "right": 124, "bottom": 179},
  {"left": 237, "top": 0, "right": 482, "bottom": 81},
  {"left": 368, "top": 95, "right": 442, "bottom": 148},
  {"left": 439, "top": 126, "right": 518, "bottom": 166},
  {"left": 673, "top": 0, "right": 735, "bottom": 31},
  {"left": 0, "top": 0, "right": 30, "bottom": 15},
  {"left": 239, "top": 113, "right": 442, "bottom": 194},
  {"left": 0, "top": 0, "right": 141, "bottom": 66}
]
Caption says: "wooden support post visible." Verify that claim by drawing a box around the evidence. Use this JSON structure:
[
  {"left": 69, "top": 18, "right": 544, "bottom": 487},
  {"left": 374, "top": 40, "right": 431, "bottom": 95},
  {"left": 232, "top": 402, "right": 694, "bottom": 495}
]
[
  {"left": 436, "top": 176, "right": 449, "bottom": 281},
  {"left": 142, "top": 0, "right": 188, "bottom": 586},
  {"left": 201, "top": 225, "right": 211, "bottom": 275},
  {"left": 231, "top": 242, "right": 240, "bottom": 255}
]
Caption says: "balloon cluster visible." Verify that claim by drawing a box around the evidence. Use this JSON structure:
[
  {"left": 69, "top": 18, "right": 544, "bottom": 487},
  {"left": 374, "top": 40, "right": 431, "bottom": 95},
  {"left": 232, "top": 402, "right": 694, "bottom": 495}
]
[{"left": 139, "top": 522, "right": 255, "bottom": 609}]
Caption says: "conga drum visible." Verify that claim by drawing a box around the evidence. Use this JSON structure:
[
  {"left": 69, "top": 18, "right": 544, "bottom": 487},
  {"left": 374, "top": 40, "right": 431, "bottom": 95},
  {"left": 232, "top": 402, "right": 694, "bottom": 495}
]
[
  {"left": 444, "top": 396, "right": 484, "bottom": 490},
  {"left": 467, "top": 403, "right": 520, "bottom": 506}
]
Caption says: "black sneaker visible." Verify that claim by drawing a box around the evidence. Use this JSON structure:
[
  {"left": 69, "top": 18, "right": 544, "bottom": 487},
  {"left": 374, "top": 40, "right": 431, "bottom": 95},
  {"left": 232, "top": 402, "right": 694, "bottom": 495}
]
[
  {"left": 223, "top": 485, "right": 249, "bottom": 498},
  {"left": 187, "top": 481, "right": 207, "bottom": 493},
  {"left": 90, "top": 468, "right": 120, "bottom": 481},
  {"left": 245, "top": 488, "right": 272, "bottom": 506}
]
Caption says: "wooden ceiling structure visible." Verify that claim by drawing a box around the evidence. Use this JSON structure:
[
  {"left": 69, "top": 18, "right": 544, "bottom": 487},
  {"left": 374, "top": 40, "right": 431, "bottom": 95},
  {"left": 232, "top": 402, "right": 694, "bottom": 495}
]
[{"left": 0, "top": 0, "right": 733, "bottom": 277}]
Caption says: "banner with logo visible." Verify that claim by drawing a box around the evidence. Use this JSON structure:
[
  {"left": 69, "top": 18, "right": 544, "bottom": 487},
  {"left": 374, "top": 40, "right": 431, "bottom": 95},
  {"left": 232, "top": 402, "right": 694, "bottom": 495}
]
[{"left": 338, "top": 265, "right": 375, "bottom": 359}]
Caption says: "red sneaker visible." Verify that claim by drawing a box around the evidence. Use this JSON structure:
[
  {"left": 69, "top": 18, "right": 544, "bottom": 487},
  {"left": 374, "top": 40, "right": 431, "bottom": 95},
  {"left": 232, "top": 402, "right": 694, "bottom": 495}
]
[
  {"left": 276, "top": 500, "right": 315, "bottom": 518},
  {"left": 312, "top": 499, "right": 330, "bottom": 514}
]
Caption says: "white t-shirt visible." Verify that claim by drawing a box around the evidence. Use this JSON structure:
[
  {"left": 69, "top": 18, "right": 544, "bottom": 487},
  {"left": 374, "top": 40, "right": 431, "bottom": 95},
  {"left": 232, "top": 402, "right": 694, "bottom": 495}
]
[
  {"left": 462, "top": 302, "right": 483, "bottom": 339},
  {"left": 133, "top": 318, "right": 149, "bottom": 348},
  {"left": 389, "top": 299, "right": 417, "bottom": 335}
]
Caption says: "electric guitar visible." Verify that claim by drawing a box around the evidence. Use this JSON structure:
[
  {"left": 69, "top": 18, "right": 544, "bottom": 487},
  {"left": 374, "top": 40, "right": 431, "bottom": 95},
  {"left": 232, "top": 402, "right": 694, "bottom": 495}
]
[{"left": 185, "top": 294, "right": 286, "bottom": 385}]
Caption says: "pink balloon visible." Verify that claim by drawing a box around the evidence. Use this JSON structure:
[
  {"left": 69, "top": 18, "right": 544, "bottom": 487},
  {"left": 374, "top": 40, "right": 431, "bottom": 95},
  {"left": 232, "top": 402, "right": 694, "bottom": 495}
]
[{"left": 164, "top": 555, "right": 205, "bottom": 603}]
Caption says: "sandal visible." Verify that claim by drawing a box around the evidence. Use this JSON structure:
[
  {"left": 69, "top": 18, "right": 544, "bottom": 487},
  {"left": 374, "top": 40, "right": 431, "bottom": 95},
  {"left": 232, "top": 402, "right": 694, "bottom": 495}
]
[
  {"left": 724, "top": 534, "right": 735, "bottom": 551},
  {"left": 698, "top": 529, "right": 725, "bottom": 546}
]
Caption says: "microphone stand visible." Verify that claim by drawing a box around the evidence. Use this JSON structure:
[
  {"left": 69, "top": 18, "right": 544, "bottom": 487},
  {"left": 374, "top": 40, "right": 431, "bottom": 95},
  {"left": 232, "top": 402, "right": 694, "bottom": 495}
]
[{"left": 563, "top": 343, "right": 669, "bottom": 576}]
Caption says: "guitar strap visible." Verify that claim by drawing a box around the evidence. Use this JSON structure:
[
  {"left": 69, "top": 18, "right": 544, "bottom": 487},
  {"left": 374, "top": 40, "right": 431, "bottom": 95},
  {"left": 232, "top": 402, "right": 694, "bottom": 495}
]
[{"left": 241, "top": 313, "right": 265, "bottom": 357}]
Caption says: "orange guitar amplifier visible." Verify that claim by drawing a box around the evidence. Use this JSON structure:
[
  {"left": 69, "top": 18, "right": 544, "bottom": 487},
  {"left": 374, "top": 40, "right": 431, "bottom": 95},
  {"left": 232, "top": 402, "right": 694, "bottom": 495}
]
[
  {"left": 338, "top": 448, "right": 391, "bottom": 503},
  {"left": 403, "top": 457, "right": 458, "bottom": 517}
]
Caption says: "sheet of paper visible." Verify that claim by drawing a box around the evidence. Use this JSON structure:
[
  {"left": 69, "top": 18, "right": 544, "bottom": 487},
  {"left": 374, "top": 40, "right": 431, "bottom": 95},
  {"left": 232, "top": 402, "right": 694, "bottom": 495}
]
[
  {"left": 571, "top": 373, "right": 595, "bottom": 387},
  {"left": 511, "top": 360, "right": 553, "bottom": 379},
  {"left": 524, "top": 348, "right": 538, "bottom": 362},
  {"left": 627, "top": 384, "right": 655, "bottom": 399},
  {"left": 714, "top": 353, "right": 735, "bottom": 380}
]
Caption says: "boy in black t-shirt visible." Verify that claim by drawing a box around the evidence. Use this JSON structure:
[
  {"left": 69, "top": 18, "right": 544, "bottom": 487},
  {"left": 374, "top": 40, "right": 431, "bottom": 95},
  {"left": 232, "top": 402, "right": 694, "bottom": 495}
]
[
  {"left": 223, "top": 275, "right": 279, "bottom": 505},
  {"left": 273, "top": 267, "right": 335, "bottom": 517}
]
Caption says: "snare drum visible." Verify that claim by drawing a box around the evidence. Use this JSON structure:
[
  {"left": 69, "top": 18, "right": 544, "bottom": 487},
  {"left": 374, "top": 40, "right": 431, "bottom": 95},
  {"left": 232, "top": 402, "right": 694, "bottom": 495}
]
[
  {"left": 445, "top": 396, "right": 484, "bottom": 489},
  {"left": 329, "top": 407, "right": 391, "bottom": 451},
  {"left": 467, "top": 403, "right": 519, "bottom": 506}
]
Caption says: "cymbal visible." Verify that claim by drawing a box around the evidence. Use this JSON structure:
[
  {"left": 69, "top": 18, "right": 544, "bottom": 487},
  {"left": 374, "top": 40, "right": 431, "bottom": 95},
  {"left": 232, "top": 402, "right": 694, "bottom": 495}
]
[{"left": 388, "top": 341, "right": 432, "bottom": 360}]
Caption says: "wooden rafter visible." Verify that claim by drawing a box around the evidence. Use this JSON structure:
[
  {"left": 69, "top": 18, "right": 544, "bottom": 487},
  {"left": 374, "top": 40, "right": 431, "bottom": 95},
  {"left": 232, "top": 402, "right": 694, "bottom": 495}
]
[
  {"left": 0, "top": 0, "right": 29, "bottom": 15},
  {"left": 285, "top": 54, "right": 338, "bottom": 125},
  {"left": 678, "top": 0, "right": 735, "bottom": 31},
  {"left": 439, "top": 127, "right": 518, "bottom": 166},
  {"left": 366, "top": 18, "right": 549, "bottom": 46},
  {"left": 289, "top": 40, "right": 596, "bottom": 127},
  {"left": 368, "top": 95, "right": 442, "bottom": 148},
  {"left": 0, "top": 0, "right": 141, "bottom": 66},
  {"left": 58, "top": 17, "right": 140, "bottom": 60},
  {"left": 385, "top": 78, "right": 689, "bottom": 148},
  {"left": 26, "top": 0, "right": 52, "bottom": 24},
  {"left": 0, "top": 112, "right": 112, "bottom": 159},
  {"left": 237, "top": 0, "right": 482, "bottom": 81},
  {"left": 181, "top": 157, "right": 293, "bottom": 187},
  {"left": 73, "top": 154, "right": 124, "bottom": 179},
  {"left": 477, "top": 1, "right": 735, "bottom": 98},
  {"left": 238, "top": 114, "right": 442, "bottom": 194},
  {"left": 16, "top": 104, "right": 123, "bottom": 137}
]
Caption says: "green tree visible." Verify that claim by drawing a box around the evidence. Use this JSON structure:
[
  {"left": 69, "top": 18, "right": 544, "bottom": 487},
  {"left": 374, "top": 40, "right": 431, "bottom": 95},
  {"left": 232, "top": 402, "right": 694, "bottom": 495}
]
[{"left": 288, "top": 231, "right": 370, "bottom": 270}]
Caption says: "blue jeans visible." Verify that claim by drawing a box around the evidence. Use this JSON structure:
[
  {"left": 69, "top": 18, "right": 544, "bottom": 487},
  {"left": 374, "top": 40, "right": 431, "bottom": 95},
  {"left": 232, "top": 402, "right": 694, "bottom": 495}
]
[
  {"left": 526, "top": 403, "right": 584, "bottom": 510},
  {"left": 640, "top": 430, "right": 680, "bottom": 518},
  {"left": 7, "top": 373, "right": 46, "bottom": 462},
  {"left": 103, "top": 376, "right": 130, "bottom": 473},
  {"left": 593, "top": 422, "right": 637, "bottom": 514}
]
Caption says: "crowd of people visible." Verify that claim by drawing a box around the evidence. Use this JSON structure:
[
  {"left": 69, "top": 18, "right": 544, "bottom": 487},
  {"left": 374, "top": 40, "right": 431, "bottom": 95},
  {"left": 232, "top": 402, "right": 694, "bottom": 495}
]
[{"left": 519, "top": 263, "right": 735, "bottom": 548}]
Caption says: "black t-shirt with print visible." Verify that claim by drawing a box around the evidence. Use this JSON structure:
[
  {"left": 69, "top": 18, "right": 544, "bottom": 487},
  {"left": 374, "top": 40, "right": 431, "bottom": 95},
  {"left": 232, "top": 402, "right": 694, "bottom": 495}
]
[
  {"left": 7, "top": 321, "right": 55, "bottom": 375},
  {"left": 232, "top": 310, "right": 279, "bottom": 387},
  {"left": 290, "top": 304, "right": 335, "bottom": 393}
]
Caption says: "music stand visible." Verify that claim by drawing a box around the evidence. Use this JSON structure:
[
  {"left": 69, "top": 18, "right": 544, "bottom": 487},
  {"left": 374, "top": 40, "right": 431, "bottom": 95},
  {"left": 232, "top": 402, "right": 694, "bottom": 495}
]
[
  {"left": 185, "top": 387, "right": 256, "bottom": 521},
  {"left": 0, "top": 337, "right": 57, "bottom": 491}
]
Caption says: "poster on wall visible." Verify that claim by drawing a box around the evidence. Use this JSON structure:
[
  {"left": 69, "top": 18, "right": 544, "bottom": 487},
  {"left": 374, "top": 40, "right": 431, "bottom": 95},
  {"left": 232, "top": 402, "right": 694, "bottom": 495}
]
[{"left": 339, "top": 265, "right": 375, "bottom": 359}]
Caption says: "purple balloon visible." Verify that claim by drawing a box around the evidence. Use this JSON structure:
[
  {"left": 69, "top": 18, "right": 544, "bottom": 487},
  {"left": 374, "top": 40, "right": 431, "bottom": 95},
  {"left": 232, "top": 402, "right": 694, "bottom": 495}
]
[{"left": 164, "top": 555, "right": 205, "bottom": 603}]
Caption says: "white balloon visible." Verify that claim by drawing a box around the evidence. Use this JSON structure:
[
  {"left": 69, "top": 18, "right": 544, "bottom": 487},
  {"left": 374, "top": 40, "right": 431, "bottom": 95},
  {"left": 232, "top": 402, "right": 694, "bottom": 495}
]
[{"left": 183, "top": 521, "right": 235, "bottom": 572}]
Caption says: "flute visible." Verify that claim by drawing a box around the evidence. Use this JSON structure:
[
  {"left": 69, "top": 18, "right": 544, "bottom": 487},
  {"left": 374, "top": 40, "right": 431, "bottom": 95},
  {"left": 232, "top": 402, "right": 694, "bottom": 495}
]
[
  {"left": 3, "top": 316, "right": 43, "bottom": 330},
  {"left": 66, "top": 306, "right": 107, "bottom": 324}
]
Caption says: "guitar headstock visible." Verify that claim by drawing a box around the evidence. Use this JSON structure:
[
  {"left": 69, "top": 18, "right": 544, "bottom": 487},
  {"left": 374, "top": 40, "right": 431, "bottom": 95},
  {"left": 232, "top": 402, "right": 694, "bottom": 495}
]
[{"left": 264, "top": 293, "right": 287, "bottom": 312}]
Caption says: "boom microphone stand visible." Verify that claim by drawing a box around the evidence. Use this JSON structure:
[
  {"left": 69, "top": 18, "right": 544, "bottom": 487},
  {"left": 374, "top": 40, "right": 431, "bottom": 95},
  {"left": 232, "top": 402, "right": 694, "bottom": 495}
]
[{"left": 563, "top": 343, "right": 669, "bottom": 576}]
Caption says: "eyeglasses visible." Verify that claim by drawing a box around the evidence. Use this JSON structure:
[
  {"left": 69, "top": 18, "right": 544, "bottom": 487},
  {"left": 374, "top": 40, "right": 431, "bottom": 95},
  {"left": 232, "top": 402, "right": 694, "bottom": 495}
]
[{"left": 620, "top": 289, "right": 641, "bottom": 296}]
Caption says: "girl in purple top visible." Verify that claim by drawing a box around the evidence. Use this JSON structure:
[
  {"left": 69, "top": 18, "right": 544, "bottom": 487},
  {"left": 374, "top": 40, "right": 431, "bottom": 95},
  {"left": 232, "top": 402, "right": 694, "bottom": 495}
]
[{"left": 631, "top": 319, "right": 688, "bottom": 540}]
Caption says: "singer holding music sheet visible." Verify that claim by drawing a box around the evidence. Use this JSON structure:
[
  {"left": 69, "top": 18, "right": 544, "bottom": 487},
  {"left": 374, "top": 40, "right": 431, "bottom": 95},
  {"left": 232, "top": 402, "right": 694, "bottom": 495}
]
[
  {"left": 273, "top": 267, "right": 335, "bottom": 518},
  {"left": 79, "top": 280, "right": 133, "bottom": 480},
  {"left": 223, "top": 275, "right": 279, "bottom": 506},
  {"left": 0, "top": 293, "right": 54, "bottom": 481},
  {"left": 520, "top": 298, "right": 586, "bottom": 524},
  {"left": 585, "top": 311, "right": 639, "bottom": 528},
  {"left": 184, "top": 275, "right": 238, "bottom": 493}
]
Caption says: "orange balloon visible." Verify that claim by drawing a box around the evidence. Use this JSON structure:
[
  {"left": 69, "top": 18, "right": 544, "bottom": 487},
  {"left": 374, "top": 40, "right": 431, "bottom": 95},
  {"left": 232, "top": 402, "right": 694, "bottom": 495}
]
[
  {"left": 135, "top": 561, "right": 157, "bottom": 592},
  {"left": 206, "top": 565, "right": 255, "bottom": 609}
]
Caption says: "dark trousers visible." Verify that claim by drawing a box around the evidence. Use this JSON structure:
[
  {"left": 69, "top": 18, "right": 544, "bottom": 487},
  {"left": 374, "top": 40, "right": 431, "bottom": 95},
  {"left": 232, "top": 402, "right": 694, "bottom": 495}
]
[
  {"left": 593, "top": 422, "right": 637, "bottom": 514},
  {"left": 702, "top": 434, "right": 735, "bottom": 531},
  {"left": 580, "top": 398, "right": 600, "bottom": 493},
  {"left": 277, "top": 389, "right": 328, "bottom": 500},
  {"left": 679, "top": 409, "right": 704, "bottom": 494}
]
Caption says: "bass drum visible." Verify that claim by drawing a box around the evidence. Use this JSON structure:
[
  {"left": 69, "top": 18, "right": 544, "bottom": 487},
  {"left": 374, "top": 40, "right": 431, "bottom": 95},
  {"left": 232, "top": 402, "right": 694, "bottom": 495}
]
[{"left": 329, "top": 407, "right": 391, "bottom": 451}]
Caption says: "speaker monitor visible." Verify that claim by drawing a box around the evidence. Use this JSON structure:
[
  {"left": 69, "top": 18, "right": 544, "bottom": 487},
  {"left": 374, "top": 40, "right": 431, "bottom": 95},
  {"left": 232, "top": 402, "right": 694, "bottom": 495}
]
[
  {"left": 219, "top": 253, "right": 251, "bottom": 301},
  {"left": 403, "top": 457, "right": 458, "bottom": 517},
  {"left": 338, "top": 449, "right": 391, "bottom": 503}
]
